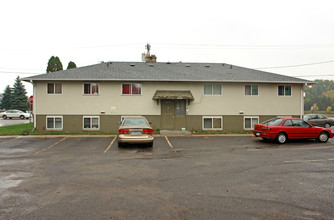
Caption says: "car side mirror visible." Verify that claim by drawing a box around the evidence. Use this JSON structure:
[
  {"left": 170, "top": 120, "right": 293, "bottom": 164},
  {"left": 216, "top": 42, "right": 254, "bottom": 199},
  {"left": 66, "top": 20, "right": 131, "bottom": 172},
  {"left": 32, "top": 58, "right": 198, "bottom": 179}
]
[
  {"left": 149, "top": 121, "right": 152, "bottom": 124},
  {"left": 117, "top": 121, "right": 121, "bottom": 125}
]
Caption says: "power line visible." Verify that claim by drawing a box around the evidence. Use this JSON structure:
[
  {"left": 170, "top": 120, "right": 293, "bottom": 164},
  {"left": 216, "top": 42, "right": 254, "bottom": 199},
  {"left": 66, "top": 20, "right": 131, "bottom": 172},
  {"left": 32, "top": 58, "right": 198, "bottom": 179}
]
[
  {"left": 2, "top": 43, "right": 334, "bottom": 51},
  {"left": 156, "top": 43, "right": 334, "bottom": 49},
  {"left": 256, "top": 60, "right": 334, "bottom": 70},
  {"left": 293, "top": 74, "right": 334, "bottom": 78},
  {"left": 0, "top": 71, "right": 42, "bottom": 75},
  {"left": 0, "top": 67, "right": 44, "bottom": 71}
]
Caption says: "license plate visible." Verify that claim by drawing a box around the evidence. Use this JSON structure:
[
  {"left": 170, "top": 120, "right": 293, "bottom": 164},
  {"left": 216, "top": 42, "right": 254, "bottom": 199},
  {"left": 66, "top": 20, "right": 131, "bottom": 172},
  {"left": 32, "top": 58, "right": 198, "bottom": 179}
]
[
  {"left": 132, "top": 131, "right": 140, "bottom": 135},
  {"left": 256, "top": 132, "right": 260, "bottom": 136}
]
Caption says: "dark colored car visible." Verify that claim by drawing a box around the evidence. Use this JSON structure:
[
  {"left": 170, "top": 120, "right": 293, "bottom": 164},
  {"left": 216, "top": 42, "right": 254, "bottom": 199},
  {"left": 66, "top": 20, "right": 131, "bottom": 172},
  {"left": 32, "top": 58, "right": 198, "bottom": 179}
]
[
  {"left": 253, "top": 118, "right": 334, "bottom": 144},
  {"left": 303, "top": 114, "right": 334, "bottom": 128},
  {"left": 117, "top": 116, "right": 154, "bottom": 147}
]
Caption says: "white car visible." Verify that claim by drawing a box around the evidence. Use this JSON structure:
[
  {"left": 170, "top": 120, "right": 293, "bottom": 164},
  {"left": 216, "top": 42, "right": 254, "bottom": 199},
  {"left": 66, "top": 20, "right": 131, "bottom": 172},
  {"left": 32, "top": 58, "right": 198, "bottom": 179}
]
[{"left": 1, "top": 110, "right": 31, "bottom": 119}]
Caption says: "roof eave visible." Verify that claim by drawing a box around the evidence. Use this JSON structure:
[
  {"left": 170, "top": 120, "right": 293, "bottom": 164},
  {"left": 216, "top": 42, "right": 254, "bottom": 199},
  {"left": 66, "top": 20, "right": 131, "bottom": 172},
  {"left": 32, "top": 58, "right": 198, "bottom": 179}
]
[{"left": 22, "top": 77, "right": 311, "bottom": 84}]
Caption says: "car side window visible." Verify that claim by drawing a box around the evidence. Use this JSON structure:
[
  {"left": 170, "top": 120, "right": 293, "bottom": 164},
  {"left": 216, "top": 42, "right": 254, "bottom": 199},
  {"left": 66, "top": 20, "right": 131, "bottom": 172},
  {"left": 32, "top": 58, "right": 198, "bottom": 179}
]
[
  {"left": 283, "top": 119, "right": 293, "bottom": 126},
  {"left": 319, "top": 115, "right": 326, "bottom": 119},
  {"left": 291, "top": 119, "right": 310, "bottom": 127}
]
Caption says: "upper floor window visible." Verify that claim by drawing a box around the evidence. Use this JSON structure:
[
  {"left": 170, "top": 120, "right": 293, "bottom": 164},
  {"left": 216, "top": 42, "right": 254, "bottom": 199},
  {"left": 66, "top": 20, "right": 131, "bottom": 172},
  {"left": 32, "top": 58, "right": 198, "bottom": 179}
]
[
  {"left": 204, "top": 84, "right": 221, "bottom": 95},
  {"left": 278, "top": 85, "right": 291, "bottom": 96},
  {"left": 122, "top": 83, "right": 142, "bottom": 95},
  {"left": 84, "top": 83, "right": 99, "bottom": 95},
  {"left": 47, "top": 83, "right": 62, "bottom": 94},
  {"left": 245, "top": 85, "right": 258, "bottom": 96}
]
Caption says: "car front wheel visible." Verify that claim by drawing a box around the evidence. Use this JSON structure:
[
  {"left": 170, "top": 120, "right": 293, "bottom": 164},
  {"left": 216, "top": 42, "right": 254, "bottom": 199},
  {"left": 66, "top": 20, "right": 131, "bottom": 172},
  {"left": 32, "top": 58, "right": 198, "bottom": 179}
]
[
  {"left": 318, "top": 132, "right": 329, "bottom": 143},
  {"left": 276, "top": 133, "right": 287, "bottom": 144},
  {"left": 20, "top": 115, "right": 25, "bottom": 119}
]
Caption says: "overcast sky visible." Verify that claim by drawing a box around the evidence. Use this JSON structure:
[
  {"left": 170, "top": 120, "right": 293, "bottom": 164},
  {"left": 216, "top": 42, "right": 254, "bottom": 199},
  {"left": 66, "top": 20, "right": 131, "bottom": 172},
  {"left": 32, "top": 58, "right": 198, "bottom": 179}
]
[{"left": 1, "top": 0, "right": 334, "bottom": 96}]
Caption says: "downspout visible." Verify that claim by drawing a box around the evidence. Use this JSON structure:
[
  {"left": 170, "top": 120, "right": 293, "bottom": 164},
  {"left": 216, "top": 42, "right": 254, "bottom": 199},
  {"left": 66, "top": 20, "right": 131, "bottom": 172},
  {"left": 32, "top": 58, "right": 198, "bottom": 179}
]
[{"left": 300, "top": 84, "right": 304, "bottom": 119}]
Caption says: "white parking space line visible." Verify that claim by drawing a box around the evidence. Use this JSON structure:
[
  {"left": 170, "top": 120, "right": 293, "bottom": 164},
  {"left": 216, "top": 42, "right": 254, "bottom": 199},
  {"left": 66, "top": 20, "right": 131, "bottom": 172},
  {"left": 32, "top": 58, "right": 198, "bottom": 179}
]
[
  {"left": 0, "top": 137, "right": 22, "bottom": 145},
  {"left": 33, "top": 138, "right": 66, "bottom": 155},
  {"left": 165, "top": 136, "right": 174, "bottom": 149},
  {"left": 104, "top": 136, "right": 117, "bottom": 153}
]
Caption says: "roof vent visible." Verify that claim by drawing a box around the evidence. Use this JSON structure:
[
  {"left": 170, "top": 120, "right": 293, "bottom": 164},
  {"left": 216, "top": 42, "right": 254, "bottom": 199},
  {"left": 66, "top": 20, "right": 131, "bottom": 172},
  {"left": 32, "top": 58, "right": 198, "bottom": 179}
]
[
  {"left": 186, "top": 64, "right": 191, "bottom": 67},
  {"left": 222, "top": 63, "right": 225, "bottom": 66},
  {"left": 167, "top": 62, "right": 171, "bottom": 64},
  {"left": 205, "top": 65, "right": 210, "bottom": 68},
  {"left": 130, "top": 64, "right": 135, "bottom": 67},
  {"left": 149, "top": 64, "right": 154, "bottom": 67},
  {"left": 230, "top": 65, "right": 232, "bottom": 69}
]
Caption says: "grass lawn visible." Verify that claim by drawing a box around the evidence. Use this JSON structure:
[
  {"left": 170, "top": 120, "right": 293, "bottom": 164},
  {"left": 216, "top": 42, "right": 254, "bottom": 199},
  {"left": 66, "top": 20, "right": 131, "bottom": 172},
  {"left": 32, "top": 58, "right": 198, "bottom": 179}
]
[
  {"left": 0, "top": 123, "right": 34, "bottom": 135},
  {"left": 0, "top": 123, "right": 118, "bottom": 136}
]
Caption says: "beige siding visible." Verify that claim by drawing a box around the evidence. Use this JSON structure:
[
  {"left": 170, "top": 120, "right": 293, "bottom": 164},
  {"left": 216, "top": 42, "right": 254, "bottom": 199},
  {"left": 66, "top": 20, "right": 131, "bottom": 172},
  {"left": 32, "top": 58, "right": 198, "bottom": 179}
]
[{"left": 35, "top": 81, "right": 303, "bottom": 116}]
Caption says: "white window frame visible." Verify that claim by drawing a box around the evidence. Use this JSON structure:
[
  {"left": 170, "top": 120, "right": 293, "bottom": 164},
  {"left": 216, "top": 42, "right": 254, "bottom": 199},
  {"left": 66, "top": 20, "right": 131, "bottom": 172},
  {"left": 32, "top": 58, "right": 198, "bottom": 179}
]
[
  {"left": 46, "top": 116, "right": 63, "bottom": 130},
  {"left": 245, "top": 85, "right": 258, "bottom": 96},
  {"left": 121, "top": 83, "right": 142, "bottom": 95},
  {"left": 83, "top": 83, "right": 100, "bottom": 95},
  {"left": 202, "top": 116, "right": 223, "bottom": 130},
  {"left": 244, "top": 116, "right": 259, "bottom": 130},
  {"left": 278, "top": 85, "right": 292, "bottom": 96},
  {"left": 83, "top": 116, "right": 100, "bottom": 130},
  {"left": 203, "top": 84, "right": 222, "bottom": 96},
  {"left": 47, "top": 83, "right": 62, "bottom": 94}
]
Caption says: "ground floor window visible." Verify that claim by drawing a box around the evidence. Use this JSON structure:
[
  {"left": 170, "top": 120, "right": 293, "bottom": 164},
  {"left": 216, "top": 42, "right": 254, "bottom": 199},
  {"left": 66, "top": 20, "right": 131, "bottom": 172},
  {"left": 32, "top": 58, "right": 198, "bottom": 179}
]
[
  {"left": 46, "top": 116, "right": 63, "bottom": 130},
  {"left": 203, "top": 116, "right": 223, "bottom": 130},
  {"left": 244, "top": 116, "right": 259, "bottom": 130},
  {"left": 83, "top": 116, "right": 100, "bottom": 130}
]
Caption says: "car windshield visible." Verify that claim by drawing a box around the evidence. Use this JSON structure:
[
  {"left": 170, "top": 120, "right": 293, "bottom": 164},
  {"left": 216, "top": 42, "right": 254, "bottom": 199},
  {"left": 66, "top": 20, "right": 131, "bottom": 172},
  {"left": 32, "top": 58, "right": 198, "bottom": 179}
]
[
  {"left": 261, "top": 118, "right": 284, "bottom": 126},
  {"left": 123, "top": 118, "right": 148, "bottom": 126}
]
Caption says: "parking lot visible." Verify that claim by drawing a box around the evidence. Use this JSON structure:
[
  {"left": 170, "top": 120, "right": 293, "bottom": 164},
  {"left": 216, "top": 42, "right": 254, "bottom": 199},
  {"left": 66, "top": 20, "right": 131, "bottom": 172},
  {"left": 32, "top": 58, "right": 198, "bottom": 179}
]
[
  {"left": 0, "top": 118, "right": 32, "bottom": 127},
  {"left": 1, "top": 135, "right": 334, "bottom": 219}
]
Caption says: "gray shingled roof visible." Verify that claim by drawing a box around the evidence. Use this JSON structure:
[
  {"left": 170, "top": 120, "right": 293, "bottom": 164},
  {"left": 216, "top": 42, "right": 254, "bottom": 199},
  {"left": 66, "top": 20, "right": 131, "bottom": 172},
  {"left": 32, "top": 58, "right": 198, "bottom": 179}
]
[{"left": 22, "top": 62, "right": 310, "bottom": 84}]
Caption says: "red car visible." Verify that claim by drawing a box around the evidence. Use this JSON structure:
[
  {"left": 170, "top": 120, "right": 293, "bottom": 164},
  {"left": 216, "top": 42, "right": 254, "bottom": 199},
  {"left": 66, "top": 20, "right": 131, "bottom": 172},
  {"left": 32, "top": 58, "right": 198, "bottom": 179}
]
[{"left": 253, "top": 118, "right": 334, "bottom": 144}]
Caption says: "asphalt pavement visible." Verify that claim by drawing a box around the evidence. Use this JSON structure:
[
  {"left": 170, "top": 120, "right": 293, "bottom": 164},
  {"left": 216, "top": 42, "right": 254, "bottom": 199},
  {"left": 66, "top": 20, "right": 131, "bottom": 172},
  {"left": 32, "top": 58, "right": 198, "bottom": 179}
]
[
  {"left": 0, "top": 118, "right": 32, "bottom": 127},
  {"left": 0, "top": 135, "right": 334, "bottom": 219}
]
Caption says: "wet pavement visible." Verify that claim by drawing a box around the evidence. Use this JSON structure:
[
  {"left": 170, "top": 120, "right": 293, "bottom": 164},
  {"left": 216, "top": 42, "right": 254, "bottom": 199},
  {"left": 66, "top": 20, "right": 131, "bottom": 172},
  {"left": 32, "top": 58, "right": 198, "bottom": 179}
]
[{"left": 0, "top": 135, "right": 334, "bottom": 219}]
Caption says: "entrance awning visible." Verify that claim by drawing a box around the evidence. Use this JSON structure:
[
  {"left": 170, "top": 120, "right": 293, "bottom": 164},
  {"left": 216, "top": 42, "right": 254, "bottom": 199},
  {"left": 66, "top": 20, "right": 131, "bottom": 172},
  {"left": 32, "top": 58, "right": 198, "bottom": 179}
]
[{"left": 153, "top": 90, "right": 194, "bottom": 104}]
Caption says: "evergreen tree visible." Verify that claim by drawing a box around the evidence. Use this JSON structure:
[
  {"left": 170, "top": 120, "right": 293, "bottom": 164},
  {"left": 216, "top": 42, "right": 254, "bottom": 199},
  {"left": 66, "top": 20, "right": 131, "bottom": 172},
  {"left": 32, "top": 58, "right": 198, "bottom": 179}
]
[
  {"left": 46, "top": 56, "right": 63, "bottom": 73},
  {"left": 67, "top": 61, "right": 77, "bottom": 69},
  {"left": 1, "top": 85, "right": 12, "bottom": 110},
  {"left": 11, "top": 76, "right": 28, "bottom": 111}
]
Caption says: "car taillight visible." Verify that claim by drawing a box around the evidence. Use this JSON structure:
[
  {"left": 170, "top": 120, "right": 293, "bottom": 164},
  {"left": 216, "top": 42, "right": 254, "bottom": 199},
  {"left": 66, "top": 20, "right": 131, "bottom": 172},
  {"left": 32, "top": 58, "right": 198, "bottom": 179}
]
[
  {"left": 143, "top": 129, "right": 154, "bottom": 134},
  {"left": 118, "top": 129, "right": 129, "bottom": 134}
]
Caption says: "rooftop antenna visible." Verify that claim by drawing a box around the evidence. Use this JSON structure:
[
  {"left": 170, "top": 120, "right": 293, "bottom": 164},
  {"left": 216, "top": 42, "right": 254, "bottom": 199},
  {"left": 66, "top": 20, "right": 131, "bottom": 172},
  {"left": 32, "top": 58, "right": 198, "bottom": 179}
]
[
  {"left": 142, "top": 43, "right": 157, "bottom": 63},
  {"left": 145, "top": 43, "right": 151, "bottom": 55}
]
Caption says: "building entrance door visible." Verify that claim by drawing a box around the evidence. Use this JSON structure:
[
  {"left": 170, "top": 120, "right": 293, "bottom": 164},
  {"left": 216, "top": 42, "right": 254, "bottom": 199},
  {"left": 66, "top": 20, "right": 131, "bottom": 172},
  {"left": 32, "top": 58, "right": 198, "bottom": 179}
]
[{"left": 161, "top": 100, "right": 186, "bottom": 129}]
